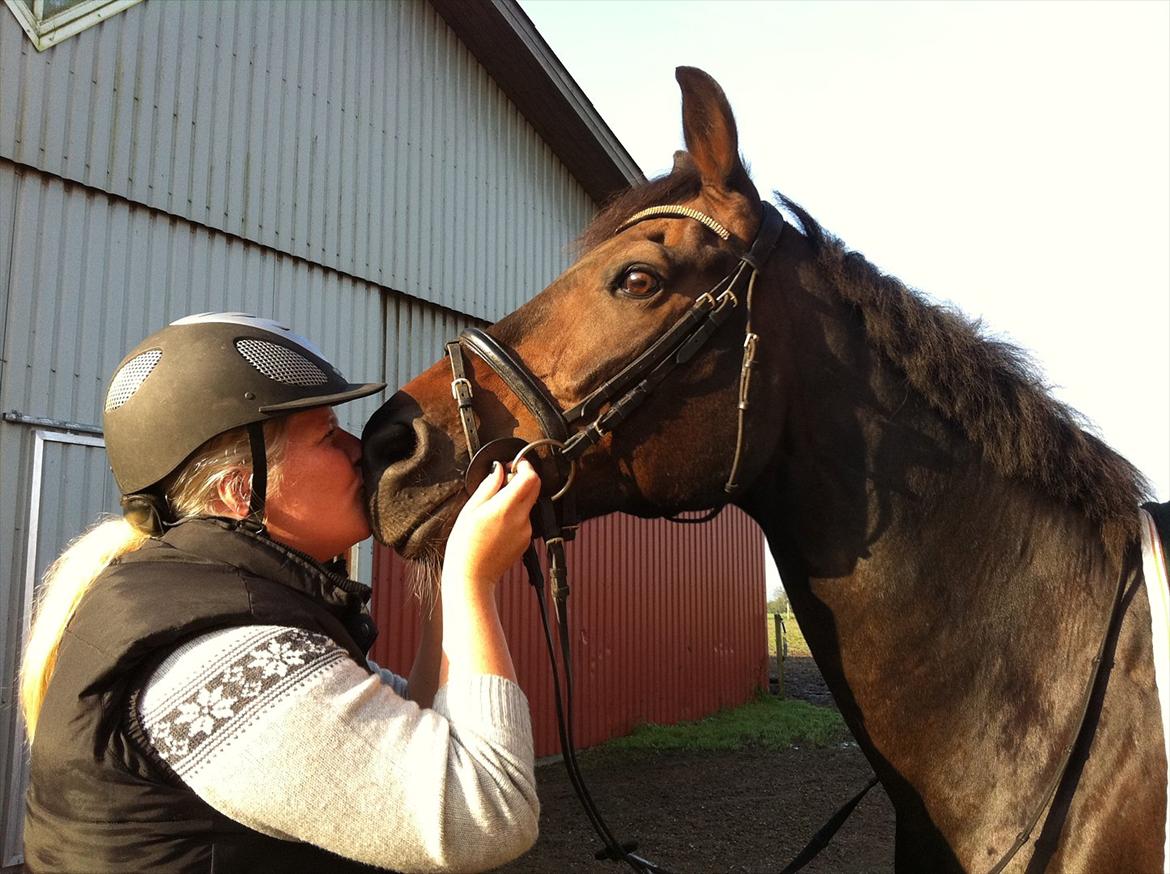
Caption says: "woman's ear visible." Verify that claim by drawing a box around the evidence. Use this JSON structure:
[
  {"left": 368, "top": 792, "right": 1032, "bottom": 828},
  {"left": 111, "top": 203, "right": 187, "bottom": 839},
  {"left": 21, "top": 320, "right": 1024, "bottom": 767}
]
[{"left": 214, "top": 469, "right": 253, "bottom": 518}]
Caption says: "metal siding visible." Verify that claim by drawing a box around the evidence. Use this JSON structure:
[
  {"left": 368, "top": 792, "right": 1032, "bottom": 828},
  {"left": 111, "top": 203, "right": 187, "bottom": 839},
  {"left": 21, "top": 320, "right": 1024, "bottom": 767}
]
[
  {"left": 0, "top": 164, "right": 391, "bottom": 429},
  {"left": 0, "top": 0, "right": 593, "bottom": 322},
  {"left": 0, "top": 164, "right": 15, "bottom": 389},
  {"left": 371, "top": 508, "right": 768, "bottom": 757}
]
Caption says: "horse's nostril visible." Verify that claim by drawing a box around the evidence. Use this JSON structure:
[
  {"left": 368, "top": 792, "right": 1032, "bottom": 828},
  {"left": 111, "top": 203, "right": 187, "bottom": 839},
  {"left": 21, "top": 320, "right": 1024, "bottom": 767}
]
[{"left": 364, "top": 420, "right": 417, "bottom": 468}]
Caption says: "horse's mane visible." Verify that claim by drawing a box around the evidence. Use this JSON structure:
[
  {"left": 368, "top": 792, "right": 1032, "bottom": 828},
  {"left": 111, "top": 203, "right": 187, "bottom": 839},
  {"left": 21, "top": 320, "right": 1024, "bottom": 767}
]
[
  {"left": 781, "top": 192, "right": 1148, "bottom": 551},
  {"left": 581, "top": 169, "right": 1147, "bottom": 551}
]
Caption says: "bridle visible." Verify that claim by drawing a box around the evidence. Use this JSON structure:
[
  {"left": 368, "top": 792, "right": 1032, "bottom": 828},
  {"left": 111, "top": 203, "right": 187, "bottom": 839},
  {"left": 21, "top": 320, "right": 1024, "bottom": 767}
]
[
  {"left": 448, "top": 200, "right": 785, "bottom": 500},
  {"left": 444, "top": 200, "right": 784, "bottom": 873}
]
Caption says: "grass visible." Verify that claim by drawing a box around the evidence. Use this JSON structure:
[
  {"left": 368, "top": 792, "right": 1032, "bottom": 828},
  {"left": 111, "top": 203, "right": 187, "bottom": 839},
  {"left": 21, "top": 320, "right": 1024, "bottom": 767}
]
[
  {"left": 597, "top": 693, "right": 847, "bottom": 755},
  {"left": 574, "top": 614, "right": 839, "bottom": 760}
]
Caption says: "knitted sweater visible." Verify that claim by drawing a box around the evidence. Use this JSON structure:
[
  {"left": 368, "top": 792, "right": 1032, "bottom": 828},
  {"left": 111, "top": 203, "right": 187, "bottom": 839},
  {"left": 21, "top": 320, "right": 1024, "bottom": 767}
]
[{"left": 136, "top": 624, "right": 539, "bottom": 873}]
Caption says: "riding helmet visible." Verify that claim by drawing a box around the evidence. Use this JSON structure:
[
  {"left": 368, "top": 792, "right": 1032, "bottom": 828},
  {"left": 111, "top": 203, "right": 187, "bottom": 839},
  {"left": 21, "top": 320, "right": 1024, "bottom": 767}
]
[{"left": 103, "top": 312, "right": 384, "bottom": 521}]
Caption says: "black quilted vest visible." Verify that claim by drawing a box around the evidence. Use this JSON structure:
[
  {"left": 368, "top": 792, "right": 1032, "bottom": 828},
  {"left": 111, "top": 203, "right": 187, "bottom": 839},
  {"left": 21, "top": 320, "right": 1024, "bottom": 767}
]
[{"left": 23, "top": 518, "right": 388, "bottom": 873}]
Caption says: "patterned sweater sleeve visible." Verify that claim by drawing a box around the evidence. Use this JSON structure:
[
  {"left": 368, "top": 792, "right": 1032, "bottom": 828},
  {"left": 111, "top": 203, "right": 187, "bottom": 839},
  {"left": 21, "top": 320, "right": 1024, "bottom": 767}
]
[{"left": 136, "top": 625, "right": 539, "bottom": 873}]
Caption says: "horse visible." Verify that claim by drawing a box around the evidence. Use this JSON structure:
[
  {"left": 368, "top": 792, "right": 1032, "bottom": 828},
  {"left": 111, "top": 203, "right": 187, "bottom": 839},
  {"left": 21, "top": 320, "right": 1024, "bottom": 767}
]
[{"left": 361, "top": 67, "right": 1164, "bottom": 872}]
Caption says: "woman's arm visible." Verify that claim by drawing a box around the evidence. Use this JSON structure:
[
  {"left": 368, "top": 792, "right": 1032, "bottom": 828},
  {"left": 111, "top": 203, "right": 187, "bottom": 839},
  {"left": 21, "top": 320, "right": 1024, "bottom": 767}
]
[
  {"left": 137, "top": 625, "right": 539, "bottom": 873},
  {"left": 439, "top": 460, "right": 539, "bottom": 685},
  {"left": 370, "top": 459, "right": 539, "bottom": 706}
]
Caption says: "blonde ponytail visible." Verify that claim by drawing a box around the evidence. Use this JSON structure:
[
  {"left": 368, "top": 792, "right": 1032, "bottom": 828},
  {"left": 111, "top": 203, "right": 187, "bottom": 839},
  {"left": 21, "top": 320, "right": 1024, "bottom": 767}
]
[
  {"left": 19, "top": 417, "right": 290, "bottom": 740},
  {"left": 19, "top": 518, "right": 150, "bottom": 740}
]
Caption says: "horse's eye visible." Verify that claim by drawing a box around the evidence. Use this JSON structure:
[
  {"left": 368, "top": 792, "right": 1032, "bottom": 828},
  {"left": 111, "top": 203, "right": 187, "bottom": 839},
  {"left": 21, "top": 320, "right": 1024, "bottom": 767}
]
[{"left": 617, "top": 267, "right": 662, "bottom": 299}]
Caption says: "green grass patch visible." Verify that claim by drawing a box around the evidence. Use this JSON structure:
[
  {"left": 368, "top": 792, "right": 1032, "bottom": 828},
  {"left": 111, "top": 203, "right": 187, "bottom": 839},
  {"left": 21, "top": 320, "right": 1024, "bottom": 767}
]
[{"left": 599, "top": 694, "right": 847, "bottom": 755}]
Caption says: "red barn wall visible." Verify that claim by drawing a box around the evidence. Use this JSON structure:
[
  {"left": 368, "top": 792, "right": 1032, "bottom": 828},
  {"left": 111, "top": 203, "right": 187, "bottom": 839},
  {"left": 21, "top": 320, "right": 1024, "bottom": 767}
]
[{"left": 370, "top": 507, "right": 768, "bottom": 757}]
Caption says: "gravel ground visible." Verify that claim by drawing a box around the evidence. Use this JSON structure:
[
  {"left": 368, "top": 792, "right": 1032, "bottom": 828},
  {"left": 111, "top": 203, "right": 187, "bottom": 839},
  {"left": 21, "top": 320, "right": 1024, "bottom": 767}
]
[{"left": 497, "top": 656, "right": 895, "bottom": 873}]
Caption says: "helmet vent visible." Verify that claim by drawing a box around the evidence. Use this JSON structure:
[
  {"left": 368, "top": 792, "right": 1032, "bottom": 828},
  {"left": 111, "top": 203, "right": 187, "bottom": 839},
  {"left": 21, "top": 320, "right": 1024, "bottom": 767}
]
[
  {"left": 105, "top": 349, "right": 163, "bottom": 411},
  {"left": 236, "top": 339, "right": 328, "bottom": 386}
]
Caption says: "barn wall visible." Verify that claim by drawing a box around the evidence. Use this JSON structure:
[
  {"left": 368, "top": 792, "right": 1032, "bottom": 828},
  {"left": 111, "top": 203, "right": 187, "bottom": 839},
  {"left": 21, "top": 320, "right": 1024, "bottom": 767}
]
[
  {"left": 371, "top": 507, "right": 768, "bottom": 757},
  {"left": 0, "top": 0, "right": 593, "bottom": 322}
]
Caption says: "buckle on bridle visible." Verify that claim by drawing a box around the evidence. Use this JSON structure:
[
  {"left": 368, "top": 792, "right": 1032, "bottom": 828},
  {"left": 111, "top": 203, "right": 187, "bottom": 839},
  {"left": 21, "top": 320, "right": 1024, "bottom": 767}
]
[
  {"left": 450, "top": 377, "right": 473, "bottom": 405},
  {"left": 716, "top": 288, "right": 739, "bottom": 309},
  {"left": 743, "top": 331, "right": 759, "bottom": 364}
]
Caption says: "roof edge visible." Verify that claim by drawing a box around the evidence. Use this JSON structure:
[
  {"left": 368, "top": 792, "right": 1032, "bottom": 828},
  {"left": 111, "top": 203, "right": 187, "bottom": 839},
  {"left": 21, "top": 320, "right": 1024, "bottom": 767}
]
[{"left": 430, "top": 0, "right": 645, "bottom": 206}]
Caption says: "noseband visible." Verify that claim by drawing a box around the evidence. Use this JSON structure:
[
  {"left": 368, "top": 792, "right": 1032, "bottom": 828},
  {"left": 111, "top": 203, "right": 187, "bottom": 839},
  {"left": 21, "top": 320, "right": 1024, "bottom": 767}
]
[{"left": 442, "top": 202, "right": 784, "bottom": 873}]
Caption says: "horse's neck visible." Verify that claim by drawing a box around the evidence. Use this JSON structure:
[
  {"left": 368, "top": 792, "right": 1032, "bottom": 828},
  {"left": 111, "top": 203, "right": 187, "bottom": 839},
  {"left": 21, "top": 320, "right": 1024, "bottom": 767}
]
[{"left": 742, "top": 267, "right": 1121, "bottom": 859}]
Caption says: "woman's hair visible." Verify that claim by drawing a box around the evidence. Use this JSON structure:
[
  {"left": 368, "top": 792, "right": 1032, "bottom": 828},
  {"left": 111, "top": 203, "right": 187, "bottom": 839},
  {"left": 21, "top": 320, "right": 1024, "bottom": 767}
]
[{"left": 19, "top": 418, "right": 290, "bottom": 740}]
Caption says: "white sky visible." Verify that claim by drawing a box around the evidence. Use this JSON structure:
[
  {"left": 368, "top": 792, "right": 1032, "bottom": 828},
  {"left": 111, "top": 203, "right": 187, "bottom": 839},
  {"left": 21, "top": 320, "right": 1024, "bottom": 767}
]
[{"left": 520, "top": 0, "right": 1169, "bottom": 597}]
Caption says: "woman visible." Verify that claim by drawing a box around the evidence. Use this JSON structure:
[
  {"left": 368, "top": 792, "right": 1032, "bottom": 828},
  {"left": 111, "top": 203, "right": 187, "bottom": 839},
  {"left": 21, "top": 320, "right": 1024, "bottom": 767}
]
[{"left": 20, "top": 313, "right": 541, "bottom": 873}]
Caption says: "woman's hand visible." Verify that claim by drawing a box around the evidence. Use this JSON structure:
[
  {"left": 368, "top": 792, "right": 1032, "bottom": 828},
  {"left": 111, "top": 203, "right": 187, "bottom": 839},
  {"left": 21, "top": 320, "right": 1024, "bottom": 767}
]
[
  {"left": 439, "top": 459, "right": 541, "bottom": 685},
  {"left": 443, "top": 459, "right": 541, "bottom": 592}
]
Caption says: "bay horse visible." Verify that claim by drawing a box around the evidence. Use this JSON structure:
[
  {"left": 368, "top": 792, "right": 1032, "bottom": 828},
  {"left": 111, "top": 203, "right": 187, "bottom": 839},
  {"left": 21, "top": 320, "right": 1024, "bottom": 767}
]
[{"left": 362, "top": 67, "right": 1164, "bottom": 872}]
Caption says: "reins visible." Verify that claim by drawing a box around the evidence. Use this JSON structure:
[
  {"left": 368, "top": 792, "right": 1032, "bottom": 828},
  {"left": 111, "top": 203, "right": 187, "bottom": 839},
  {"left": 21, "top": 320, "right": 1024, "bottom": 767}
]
[
  {"left": 986, "top": 555, "right": 1134, "bottom": 874},
  {"left": 443, "top": 201, "right": 784, "bottom": 872}
]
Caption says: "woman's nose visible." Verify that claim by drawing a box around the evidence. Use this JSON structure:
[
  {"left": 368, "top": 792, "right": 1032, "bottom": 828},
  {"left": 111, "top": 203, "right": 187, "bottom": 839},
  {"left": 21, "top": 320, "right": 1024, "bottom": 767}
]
[{"left": 340, "top": 429, "right": 363, "bottom": 464}]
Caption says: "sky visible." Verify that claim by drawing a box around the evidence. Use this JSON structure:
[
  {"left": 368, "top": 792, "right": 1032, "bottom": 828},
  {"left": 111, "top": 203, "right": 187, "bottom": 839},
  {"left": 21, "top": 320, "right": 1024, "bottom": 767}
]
[{"left": 520, "top": 1, "right": 1170, "bottom": 592}]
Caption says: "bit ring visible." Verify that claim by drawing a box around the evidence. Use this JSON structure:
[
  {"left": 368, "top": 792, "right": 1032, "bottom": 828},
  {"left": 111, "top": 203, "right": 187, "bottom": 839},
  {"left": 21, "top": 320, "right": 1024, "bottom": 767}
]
[{"left": 511, "top": 438, "right": 576, "bottom": 501}]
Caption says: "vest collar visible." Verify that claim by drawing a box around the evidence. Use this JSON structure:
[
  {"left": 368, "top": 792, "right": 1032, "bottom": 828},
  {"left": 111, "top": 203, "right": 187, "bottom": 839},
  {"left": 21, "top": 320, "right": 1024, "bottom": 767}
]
[{"left": 161, "top": 517, "right": 372, "bottom": 612}]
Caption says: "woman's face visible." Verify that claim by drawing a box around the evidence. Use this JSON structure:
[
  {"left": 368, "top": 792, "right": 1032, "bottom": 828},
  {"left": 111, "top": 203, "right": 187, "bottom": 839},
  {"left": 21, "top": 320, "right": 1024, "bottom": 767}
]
[{"left": 264, "top": 407, "right": 371, "bottom": 561}]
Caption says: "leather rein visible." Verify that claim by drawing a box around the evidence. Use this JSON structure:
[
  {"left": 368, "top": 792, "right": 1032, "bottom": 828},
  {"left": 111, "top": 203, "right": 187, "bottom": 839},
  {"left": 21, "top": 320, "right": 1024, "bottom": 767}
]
[{"left": 444, "top": 201, "right": 784, "bottom": 873}]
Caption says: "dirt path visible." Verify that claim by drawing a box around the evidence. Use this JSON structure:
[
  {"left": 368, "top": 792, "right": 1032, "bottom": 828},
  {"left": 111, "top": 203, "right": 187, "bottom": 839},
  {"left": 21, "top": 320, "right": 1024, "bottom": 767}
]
[{"left": 498, "top": 656, "right": 895, "bottom": 873}]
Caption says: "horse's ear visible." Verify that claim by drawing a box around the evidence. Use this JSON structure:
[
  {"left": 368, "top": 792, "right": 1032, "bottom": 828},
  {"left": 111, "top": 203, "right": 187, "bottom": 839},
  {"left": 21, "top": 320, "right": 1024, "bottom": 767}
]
[{"left": 675, "top": 67, "right": 754, "bottom": 196}]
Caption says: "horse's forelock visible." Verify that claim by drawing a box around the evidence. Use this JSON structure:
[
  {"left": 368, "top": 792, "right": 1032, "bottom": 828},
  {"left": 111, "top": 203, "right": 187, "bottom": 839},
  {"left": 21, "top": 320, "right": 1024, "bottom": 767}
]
[{"left": 577, "top": 166, "right": 704, "bottom": 252}]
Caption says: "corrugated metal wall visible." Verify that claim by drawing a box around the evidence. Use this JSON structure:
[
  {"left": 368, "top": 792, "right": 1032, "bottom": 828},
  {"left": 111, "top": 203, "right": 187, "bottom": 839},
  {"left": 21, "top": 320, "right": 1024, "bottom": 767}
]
[
  {"left": 371, "top": 508, "right": 768, "bottom": 757},
  {"left": 0, "top": 0, "right": 592, "bottom": 322}
]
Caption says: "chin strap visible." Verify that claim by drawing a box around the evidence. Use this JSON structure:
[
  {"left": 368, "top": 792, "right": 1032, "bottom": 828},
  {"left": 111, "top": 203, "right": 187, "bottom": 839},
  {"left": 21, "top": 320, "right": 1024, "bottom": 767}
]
[
  {"left": 243, "top": 421, "right": 269, "bottom": 533},
  {"left": 119, "top": 492, "right": 168, "bottom": 536}
]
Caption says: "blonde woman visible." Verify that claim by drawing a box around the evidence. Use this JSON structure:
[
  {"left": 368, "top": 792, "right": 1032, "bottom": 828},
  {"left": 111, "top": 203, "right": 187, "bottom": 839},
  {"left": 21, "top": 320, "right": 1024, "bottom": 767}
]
[{"left": 20, "top": 313, "right": 541, "bottom": 873}]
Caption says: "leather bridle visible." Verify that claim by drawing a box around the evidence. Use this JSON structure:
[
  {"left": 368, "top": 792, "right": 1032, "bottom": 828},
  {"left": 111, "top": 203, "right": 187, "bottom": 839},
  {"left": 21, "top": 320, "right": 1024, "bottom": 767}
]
[{"left": 444, "top": 201, "right": 784, "bottom": 873}]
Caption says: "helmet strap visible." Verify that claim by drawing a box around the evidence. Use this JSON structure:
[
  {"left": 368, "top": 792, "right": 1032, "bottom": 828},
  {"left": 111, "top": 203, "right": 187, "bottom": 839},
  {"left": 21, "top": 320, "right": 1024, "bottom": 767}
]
[
  {"left": 120, "top": 492, "right": 167, "bottom": 536},
  {"left": 244, "top": 421, "right": 268, "bottom": 533}
]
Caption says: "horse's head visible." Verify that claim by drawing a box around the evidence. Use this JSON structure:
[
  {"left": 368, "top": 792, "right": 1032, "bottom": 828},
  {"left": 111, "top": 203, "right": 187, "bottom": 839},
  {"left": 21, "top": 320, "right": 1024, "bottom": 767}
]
[{"left": 364, "top": 68, "right": 794, "bottom": 558}]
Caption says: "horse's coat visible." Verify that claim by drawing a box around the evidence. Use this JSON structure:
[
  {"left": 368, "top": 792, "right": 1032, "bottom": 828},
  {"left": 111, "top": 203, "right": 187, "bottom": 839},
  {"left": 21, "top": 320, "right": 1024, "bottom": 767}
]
[{"left": 1141, "top": 507, "right": 1170, "bottom": 873}]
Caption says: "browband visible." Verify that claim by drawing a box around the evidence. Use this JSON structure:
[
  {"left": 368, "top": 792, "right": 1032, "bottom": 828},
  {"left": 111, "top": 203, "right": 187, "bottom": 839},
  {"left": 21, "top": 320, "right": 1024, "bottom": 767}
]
[{"left": 616, "top": 205, "right": 731, "bottom": 241}]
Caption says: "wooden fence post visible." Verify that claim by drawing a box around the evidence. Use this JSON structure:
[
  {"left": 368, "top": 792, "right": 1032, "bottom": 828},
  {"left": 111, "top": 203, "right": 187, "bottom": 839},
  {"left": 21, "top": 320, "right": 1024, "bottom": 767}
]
[{"left": 773, "top": 612, "right": 786, "bottom": 698}]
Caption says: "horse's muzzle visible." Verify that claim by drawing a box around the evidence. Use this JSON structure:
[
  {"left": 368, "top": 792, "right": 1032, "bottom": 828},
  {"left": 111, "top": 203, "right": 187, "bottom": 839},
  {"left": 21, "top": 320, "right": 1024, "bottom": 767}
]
[{"left": 361, "top": 391, "right": 463, "bottom": 556}]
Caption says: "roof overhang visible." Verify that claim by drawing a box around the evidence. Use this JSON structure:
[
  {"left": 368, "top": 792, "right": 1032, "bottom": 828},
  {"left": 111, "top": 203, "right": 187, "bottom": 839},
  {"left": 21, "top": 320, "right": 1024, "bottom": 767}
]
[{"left": 430, "top": 0, "right": 645, "bottom": 205}]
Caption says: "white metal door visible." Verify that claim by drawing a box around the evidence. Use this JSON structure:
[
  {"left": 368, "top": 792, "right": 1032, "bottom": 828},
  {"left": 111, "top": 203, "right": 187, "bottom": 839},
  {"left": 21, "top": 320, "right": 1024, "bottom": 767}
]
[{"left": 3, "top": 430, "right": 114, "bottom": 867}]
